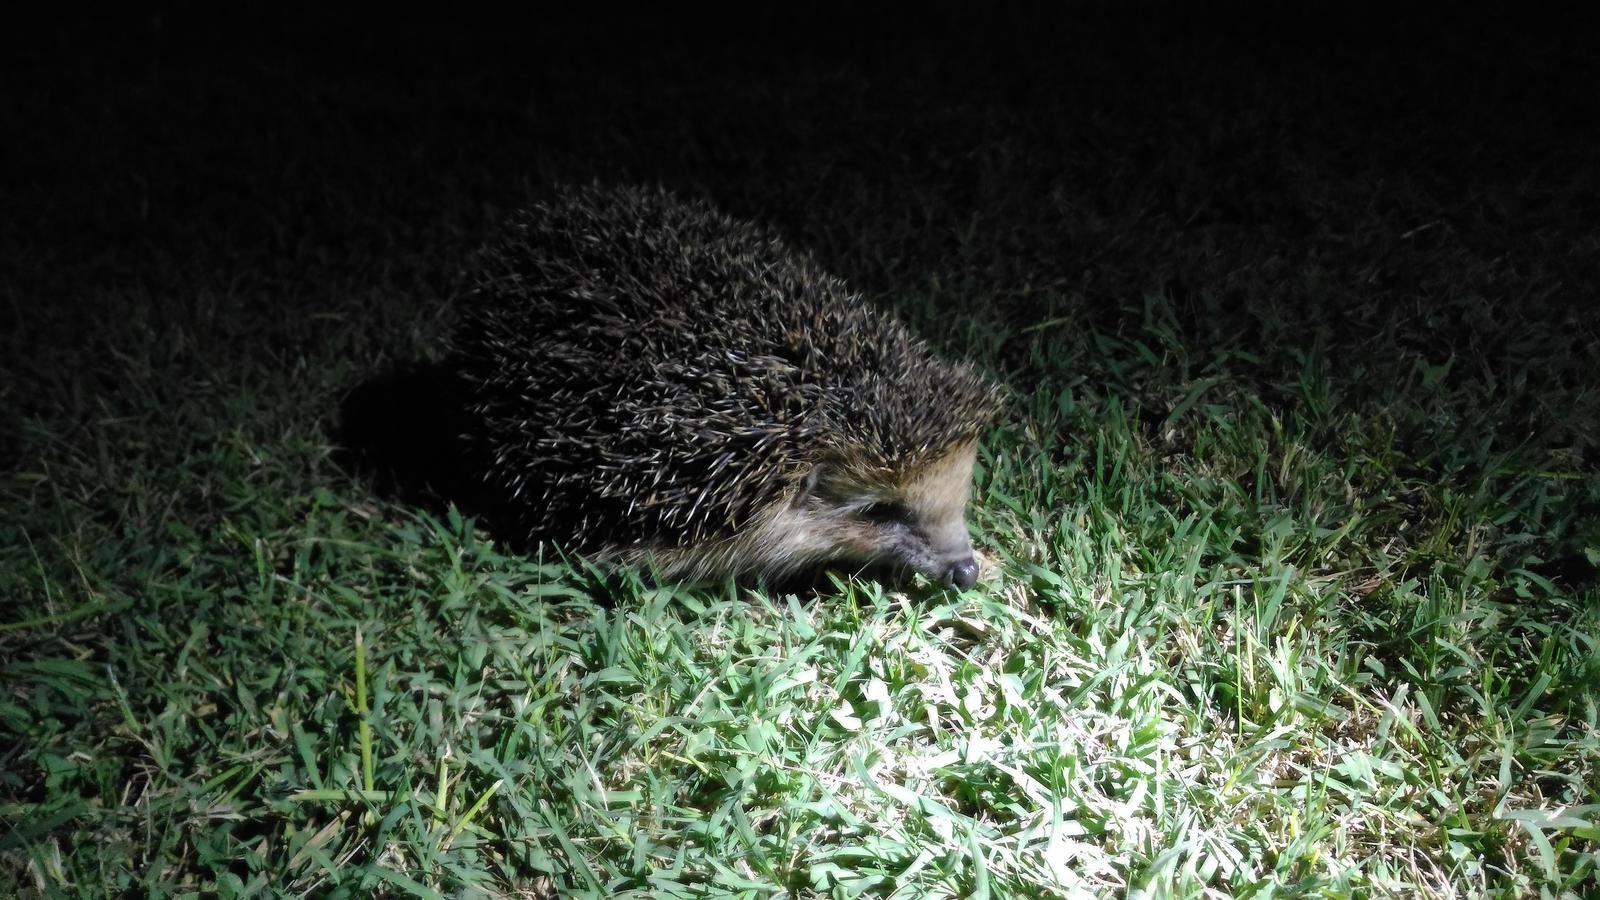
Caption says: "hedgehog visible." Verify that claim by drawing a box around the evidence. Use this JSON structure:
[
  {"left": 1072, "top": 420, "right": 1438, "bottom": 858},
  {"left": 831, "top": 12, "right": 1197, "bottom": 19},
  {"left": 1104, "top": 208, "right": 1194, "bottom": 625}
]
[{"left": 452, "top": 184, "right": 1000, "bottom": 590}]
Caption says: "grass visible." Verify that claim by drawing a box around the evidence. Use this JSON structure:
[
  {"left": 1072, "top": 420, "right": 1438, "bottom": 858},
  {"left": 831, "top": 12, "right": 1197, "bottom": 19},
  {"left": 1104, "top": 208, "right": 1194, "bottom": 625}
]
[{"left": 3, "top": 10, "right": 1599, "bottom": 897}]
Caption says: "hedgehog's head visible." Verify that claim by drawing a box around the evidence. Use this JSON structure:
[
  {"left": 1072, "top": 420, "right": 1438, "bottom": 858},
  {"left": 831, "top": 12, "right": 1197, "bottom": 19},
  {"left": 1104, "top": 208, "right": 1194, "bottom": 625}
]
[
  {"left": 729, "top": 437, "right": 985, "bottom": 591},
  {"left": 812, "top": 438, "right": 984, "bottom": 589}
]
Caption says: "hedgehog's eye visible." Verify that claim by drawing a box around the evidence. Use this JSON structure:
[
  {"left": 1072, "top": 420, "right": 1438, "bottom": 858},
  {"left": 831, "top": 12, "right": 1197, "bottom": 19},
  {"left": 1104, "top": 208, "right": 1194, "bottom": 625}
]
[{"left": 859, "top": 500, "right": 909, "bottom": 523}]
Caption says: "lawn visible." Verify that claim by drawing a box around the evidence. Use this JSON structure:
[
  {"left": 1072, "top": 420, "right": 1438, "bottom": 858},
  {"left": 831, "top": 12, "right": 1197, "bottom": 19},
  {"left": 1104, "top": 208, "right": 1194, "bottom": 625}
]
[{"left": 3, "top": 11, "right": 1598, "bottom": 898}]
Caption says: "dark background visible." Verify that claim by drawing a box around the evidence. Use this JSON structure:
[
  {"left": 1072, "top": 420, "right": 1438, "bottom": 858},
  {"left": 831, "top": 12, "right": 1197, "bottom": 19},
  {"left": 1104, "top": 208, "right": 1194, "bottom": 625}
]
[{"left": 8, "top": 8, "right": 1597, "bottom": 316}]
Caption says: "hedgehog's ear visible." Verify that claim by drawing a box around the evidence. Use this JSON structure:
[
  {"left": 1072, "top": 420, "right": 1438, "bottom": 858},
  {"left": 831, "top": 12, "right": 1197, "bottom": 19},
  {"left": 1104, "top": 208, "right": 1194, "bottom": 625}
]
[
  {"left": 795, "top": 462, "right": 837, "bottom": 506},
  {"left": 796, "top": 464, "right": 825, "bottom": 503}
]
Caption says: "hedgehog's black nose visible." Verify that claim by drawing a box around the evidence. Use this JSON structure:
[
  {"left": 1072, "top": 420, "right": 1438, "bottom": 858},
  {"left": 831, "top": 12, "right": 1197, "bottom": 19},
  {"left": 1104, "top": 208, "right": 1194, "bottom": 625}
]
[{"left": 944, "top": 557, "right": 980, "bottom": 591}]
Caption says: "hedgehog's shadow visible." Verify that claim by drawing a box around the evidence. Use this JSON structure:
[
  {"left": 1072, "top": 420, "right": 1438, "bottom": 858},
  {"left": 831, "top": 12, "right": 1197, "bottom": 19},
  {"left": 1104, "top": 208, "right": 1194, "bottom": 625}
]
[{"left": 334, "top": 360, "right": 507, "bottom": 528}]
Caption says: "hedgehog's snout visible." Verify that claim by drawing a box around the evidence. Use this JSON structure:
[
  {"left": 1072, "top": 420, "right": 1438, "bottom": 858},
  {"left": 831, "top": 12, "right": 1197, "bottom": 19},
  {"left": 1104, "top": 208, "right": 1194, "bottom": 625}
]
[{"left": 944, "top": 556, "right": 980, "bottom": 591}]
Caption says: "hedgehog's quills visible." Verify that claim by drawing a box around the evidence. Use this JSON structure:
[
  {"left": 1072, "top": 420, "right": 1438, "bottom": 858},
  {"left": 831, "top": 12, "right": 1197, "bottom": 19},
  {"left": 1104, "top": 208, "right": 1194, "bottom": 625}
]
[{"left": 453, "top": 184, "right": 1000, "bottom": 590}]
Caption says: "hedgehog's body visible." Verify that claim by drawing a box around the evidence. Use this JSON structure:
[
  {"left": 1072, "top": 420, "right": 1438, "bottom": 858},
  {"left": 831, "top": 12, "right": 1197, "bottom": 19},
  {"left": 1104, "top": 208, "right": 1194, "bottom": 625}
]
[{"left": 455, "top": 185, "right": 998, "bottom": 589}]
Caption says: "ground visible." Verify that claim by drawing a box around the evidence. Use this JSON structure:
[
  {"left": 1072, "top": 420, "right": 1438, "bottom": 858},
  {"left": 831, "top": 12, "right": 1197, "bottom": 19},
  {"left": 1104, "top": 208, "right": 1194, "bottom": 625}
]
[{"left": 2, "top": 9, "right": 1598, "bottom": 897}]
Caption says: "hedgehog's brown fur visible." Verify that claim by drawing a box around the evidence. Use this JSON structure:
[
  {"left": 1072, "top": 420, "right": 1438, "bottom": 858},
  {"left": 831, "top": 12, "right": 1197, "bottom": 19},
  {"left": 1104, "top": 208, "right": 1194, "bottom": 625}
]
[{"left": 454, "top": 184, "right": 999, "bottom": 587}]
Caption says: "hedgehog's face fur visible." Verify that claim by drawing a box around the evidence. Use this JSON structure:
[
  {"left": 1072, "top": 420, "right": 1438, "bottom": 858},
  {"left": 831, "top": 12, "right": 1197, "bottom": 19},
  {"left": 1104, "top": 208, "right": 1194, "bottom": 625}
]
[
  {"left": 647, "top": 439, "right": 984, "bottom": 591},
  {"left": 792, "top": 440, "right": 983, "bottom": 591}
]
